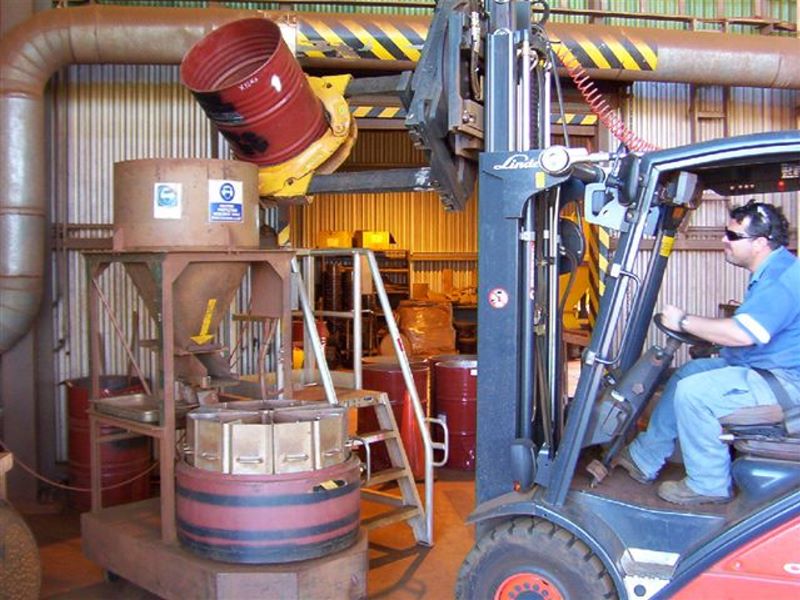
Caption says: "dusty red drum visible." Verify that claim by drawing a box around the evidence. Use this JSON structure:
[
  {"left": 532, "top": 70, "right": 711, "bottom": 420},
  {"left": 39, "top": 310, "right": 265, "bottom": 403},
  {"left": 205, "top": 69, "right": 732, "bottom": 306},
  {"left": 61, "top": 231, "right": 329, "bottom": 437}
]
[
  {"left": 65, "top": 376, "right": 153, "bottom": 510},
  {"left": 434, "top": 359, "right": 478, "bottom": 470},
  {"left": 176, "top": 455, "right": 361, "bottom": 564}
]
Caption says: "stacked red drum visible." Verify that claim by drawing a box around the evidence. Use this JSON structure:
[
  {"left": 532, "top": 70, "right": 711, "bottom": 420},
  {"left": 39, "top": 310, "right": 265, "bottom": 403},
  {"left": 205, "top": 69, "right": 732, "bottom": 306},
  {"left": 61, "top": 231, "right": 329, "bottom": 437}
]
[{"left": 433, "top": 359, "right": 478, "bottom": 470}]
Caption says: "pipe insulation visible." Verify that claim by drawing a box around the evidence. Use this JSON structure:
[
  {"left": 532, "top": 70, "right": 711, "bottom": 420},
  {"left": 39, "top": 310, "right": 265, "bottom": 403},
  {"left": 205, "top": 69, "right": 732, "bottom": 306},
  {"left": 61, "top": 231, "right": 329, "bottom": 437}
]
[{"left": 3, "top": 4, "right": 800, "bottom": 352}]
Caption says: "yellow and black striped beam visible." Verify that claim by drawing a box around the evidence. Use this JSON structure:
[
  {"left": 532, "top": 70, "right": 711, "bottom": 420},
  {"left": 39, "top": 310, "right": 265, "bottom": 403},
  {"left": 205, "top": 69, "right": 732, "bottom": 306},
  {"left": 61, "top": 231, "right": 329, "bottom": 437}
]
[
  {"left": 552, "top": 32, "right": 657, "bottom": 72},
  {"left": 296, "top": 16, "right": 658, "bottom": 72},
  {"left": 350, "top": 107, "right": 598, "bottom": 124},
  {"left": 351, "top": 106, "right": 407, "bottom": 119},
  {"left": 298, "top": 17, "right": 426, "bottom": 62},
  {"left": 552, "top": 113, "right": 599, "bottom": 126}
]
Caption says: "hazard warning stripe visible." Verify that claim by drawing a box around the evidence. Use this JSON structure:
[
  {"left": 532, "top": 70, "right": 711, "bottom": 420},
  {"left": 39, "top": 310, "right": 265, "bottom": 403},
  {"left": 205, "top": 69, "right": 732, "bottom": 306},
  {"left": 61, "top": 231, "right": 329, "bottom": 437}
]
[
  {"left": 622, "top": 32, "right": 658, "bottom": 70},
  {"left": 597, "top": 227, "right": 611, "bottom": 298},
  {"left": 551, "top": 33, "right": 657, "bottom": 72},
  {"left": 297, "top": 18, "right": 657, "bottom": 71},
  {"left": 301, "top": 20, "right": 350, "bottom": 57},
  {"left": 299, "top": 19, "right": 421, "bottom": 61},
  {"left": 552, "top": 113, "right": 598, "bottom": 126},
  {"left": 296, "top": 30, "right": 326, "bottom": 59},
  {"left": 350, "top": 106, "right": 406, "bottom": 119},
  {"left": 395, "top": 22, "right": 427, "bottom": 52},
  {"left": 352, "top": 107, "right": 590, "bottom": 123},
  {"left": 570, "top": 31, "right": 614, "bottom": 69},
  {"left": 363, "top": 21, "right": 421, "bottom": 62},
  {"left": 339, "top": 19, "right": 396, "bottom": 61}
]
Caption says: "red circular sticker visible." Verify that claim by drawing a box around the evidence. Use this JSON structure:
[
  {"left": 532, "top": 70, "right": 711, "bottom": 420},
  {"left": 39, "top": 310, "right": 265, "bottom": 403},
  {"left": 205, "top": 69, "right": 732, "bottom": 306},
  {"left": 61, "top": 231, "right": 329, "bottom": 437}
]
[{"left": 488, "top": 287, "right": 509, "bottom": 309}]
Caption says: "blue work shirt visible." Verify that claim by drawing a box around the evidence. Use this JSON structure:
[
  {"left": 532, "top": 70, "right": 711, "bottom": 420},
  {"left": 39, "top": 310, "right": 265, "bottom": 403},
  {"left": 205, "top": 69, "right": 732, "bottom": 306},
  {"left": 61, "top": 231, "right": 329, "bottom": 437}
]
[{"left": 721, "top": 246, "right": 800, "bottom": 391}]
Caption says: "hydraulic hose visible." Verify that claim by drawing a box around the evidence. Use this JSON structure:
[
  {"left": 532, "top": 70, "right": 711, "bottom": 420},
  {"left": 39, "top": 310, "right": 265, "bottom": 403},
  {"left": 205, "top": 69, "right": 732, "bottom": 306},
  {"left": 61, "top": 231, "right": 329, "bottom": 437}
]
[{"left": 552, "top": 43, "right": 660, "bottom": 152}]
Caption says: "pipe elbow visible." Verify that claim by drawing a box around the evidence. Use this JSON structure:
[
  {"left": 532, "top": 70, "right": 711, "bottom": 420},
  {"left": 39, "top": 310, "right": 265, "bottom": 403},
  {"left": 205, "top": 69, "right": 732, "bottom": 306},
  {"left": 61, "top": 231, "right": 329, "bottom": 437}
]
[{"left": 0, "top": 277, "right": 43, "bottom": 353}]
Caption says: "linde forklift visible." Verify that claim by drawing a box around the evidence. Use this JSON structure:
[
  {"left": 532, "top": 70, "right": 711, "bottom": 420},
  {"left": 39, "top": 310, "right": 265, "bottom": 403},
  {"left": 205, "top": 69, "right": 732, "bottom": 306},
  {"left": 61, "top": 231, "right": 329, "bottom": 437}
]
[{"left": 394, "top": 1, "right": 800, "bottom": 598}]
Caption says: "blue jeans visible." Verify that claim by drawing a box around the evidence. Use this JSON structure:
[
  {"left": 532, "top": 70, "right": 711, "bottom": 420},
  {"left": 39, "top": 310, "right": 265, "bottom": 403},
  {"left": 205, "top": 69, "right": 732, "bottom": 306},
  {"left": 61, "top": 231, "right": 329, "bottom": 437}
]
[{"left": 629, "top": 357, "right": 778, "bottom": 496}]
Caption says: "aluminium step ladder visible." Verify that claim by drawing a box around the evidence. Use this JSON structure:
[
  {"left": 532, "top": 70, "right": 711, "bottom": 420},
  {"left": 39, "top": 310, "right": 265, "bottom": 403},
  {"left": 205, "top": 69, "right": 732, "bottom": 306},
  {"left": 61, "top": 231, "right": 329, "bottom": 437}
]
[
  {"left": 343, "top": 390, "right": 427, "bottom": 542},
  {"left": 291, "top": 254, "right": 444, "bottom": 546}
]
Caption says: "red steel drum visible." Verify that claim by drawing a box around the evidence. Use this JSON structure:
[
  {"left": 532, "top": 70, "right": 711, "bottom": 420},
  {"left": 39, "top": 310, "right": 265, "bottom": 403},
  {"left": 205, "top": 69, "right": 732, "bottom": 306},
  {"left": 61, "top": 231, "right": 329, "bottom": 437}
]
[
  {"left": 428, "top": 354, "right": 475, "bottom": 413},
  {"left": 65, "top": 376, "right": 153, "bottom": 510},
  {"left": 434, "top": 359, "right": 477, "bottom": 470},
  {"left": 181, "top": 18, "right": 328, "bottom": 166},
  {"left": 176, "top": 455, "right": 361, "bottom": 564},
  {"left": 358, "top": 362, "right": 429, "bottom": 472}
]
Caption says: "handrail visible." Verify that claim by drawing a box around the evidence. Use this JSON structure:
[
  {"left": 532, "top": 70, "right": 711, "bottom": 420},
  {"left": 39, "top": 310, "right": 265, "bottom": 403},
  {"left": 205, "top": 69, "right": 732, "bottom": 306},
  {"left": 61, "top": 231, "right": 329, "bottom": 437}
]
[{"left": 290, "top": 257, "right": 338, "bottom": 405}]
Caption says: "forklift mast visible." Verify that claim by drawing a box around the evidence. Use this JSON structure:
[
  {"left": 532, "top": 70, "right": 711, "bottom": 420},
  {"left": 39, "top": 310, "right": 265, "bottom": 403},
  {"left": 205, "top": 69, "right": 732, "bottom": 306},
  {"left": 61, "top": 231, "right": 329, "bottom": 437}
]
[{"left": 475, "top": 0, "right": 600, "bottom": 504}]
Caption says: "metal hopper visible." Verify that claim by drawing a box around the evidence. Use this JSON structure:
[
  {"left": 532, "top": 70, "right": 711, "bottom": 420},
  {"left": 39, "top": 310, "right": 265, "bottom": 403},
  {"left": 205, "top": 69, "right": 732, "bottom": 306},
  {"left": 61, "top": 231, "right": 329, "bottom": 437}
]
[{"left": 112, "top": 158, "right": 259, "bottom": 355}]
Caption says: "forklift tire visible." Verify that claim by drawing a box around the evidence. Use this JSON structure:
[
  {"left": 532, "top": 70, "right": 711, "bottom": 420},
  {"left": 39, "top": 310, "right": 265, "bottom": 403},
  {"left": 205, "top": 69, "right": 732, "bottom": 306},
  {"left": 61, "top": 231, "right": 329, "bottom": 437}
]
[{"left": 455, "top": 517, "right": 617, "bottom": 600}]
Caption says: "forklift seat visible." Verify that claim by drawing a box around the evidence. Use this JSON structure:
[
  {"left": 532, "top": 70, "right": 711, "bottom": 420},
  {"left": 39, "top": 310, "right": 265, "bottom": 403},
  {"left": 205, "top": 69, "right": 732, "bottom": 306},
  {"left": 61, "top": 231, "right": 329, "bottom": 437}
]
[
  {"left": 720, "top": 404, "right": 800, "bottom": 462},
  {"left": 719, "top": 404, "right": 784, "bottom": 426}
]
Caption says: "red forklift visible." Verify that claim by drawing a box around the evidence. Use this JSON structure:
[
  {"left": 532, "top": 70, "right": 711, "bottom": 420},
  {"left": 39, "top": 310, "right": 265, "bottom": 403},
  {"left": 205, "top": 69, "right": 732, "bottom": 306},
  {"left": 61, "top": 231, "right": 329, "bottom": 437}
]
[{"left": 315, "top": 1, "right": 800, "bottom": 596}]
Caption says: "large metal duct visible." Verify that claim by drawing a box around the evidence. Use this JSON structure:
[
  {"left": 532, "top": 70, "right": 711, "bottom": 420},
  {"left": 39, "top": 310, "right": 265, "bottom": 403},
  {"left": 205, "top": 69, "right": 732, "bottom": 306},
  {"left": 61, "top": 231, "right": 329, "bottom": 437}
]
[{"left": 3, "top": 4, "right": 800, "bottom": 353}]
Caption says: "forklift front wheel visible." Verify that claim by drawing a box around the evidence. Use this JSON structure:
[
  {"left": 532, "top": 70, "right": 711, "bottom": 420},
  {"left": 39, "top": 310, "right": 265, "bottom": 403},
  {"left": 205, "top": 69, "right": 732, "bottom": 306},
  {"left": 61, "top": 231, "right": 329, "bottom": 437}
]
[{"left": 455, "top": 517, "right": 617, "bottom": 600}]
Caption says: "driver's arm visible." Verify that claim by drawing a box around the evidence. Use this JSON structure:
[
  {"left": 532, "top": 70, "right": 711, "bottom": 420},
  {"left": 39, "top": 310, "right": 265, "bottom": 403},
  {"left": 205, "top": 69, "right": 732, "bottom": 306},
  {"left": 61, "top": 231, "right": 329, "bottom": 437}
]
[{"left": 661, "top": 304, "right": 753, "bottom": 347}]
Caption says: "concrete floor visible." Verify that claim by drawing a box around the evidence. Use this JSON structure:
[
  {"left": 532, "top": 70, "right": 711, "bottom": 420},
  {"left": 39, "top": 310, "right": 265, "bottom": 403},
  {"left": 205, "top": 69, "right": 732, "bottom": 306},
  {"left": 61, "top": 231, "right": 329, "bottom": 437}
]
[{"left": 24, "top": 469, "right": 476, "bottom": 599}]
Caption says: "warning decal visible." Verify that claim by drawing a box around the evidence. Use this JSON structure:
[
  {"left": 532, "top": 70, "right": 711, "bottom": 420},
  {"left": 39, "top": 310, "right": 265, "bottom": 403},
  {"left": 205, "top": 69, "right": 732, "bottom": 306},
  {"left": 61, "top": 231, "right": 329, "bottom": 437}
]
[{"left": 488, "top": 288, "right": 509, "bottom": 309}]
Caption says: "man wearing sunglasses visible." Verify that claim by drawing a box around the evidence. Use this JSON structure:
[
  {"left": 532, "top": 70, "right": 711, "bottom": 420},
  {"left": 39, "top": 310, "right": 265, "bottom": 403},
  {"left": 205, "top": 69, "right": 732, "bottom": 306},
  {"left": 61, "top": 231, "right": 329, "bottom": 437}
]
[{"left": 616, "top": 200, "right": 800, "bottom": 505}]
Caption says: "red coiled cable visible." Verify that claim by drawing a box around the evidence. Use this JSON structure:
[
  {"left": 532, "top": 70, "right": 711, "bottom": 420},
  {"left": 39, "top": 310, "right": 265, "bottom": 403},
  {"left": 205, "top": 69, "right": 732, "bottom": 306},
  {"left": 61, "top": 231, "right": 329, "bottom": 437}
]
[{"left": 553, "top": 43, "right": 660, "bottom": 152}]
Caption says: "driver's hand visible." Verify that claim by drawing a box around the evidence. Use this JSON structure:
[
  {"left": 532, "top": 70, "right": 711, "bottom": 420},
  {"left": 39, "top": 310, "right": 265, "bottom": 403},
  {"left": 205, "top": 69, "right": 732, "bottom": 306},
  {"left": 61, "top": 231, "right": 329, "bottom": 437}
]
[{"left": 661, "top": 304, "right": 684, "bottom": 331}]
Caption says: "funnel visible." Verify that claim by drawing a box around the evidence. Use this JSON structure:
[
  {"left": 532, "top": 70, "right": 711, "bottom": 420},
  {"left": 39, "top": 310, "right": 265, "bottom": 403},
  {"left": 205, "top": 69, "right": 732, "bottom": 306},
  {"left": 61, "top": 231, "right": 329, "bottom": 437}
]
[
  {"left": 113, "top": 158, "right": 259, "bottom": 350},
  {"left": 181, "top": 18, "right": 328, "bottom": 167}
]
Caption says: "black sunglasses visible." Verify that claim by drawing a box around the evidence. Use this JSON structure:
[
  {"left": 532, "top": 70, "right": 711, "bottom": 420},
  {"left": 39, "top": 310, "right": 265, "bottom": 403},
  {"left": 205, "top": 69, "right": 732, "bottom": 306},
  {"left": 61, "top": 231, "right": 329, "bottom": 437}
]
[{"left": 724, "top": 229, "right": 757, "bottom": 242}]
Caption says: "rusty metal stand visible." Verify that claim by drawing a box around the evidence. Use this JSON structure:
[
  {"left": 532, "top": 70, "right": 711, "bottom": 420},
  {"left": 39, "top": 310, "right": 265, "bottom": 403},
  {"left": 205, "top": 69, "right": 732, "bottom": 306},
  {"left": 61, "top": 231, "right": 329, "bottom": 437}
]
[{"left": 79, "top": 250, "right": 369, "bottom": 597}]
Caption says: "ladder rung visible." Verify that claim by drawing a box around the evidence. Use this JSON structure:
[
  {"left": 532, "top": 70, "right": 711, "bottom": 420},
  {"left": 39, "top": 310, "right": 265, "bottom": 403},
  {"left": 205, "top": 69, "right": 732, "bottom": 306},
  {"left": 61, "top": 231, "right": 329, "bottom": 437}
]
[
  {"left": 361, "top": 488, "right": 406, "bottom": 507},
  {"left": 358, "top": 429, "right": 398, "bottom": 444},
  {"left": 362, "top": 506, "right": 422, "bottom": 531},
  {"left": 339, "top": 395, "right": 381, "bottom": 409},
  {"left": 365, "top": 467, "right": 407, "bottom": 486}
]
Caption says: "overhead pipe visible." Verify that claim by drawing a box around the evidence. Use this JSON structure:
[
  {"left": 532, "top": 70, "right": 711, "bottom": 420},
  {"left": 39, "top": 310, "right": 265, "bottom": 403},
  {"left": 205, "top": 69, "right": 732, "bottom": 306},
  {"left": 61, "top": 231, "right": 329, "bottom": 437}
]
[{"left": 4, "top": 4, "right": 800, "bottom": 352}]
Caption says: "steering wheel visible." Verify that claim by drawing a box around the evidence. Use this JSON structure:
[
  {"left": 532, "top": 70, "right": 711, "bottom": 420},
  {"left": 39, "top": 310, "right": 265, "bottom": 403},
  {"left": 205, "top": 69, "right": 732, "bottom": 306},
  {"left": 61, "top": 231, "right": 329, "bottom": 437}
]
[{"left": 653, "top": 313, "right": 707, "bottom": 346}]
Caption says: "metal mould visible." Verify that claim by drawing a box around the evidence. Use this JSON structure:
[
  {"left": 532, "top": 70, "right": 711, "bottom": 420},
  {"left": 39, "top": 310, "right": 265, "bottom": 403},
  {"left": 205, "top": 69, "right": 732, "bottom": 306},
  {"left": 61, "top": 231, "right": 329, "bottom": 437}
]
[{"left": 185, "top": 403, "right": 347, "bottom": 475}]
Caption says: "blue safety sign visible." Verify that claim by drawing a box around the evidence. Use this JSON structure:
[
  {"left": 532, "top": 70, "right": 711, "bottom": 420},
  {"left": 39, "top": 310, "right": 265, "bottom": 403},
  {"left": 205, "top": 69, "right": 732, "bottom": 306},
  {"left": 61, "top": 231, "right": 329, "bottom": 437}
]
[{"left": 208, "top": 179, "right": 243, "bottom": 222}]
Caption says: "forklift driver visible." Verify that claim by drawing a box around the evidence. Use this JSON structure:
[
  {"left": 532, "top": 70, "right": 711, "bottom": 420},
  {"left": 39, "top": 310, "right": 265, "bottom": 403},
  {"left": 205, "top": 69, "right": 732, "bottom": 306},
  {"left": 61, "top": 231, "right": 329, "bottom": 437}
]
[{"left": 617, "top": 200, "right": 800, "bottom": 505}]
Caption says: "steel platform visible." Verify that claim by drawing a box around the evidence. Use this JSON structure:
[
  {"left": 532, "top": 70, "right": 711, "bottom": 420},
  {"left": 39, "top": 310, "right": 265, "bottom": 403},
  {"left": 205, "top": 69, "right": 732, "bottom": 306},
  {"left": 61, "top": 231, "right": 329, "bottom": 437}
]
[{"left": 81, "top": 498, "right": 368, "bottom": 599}]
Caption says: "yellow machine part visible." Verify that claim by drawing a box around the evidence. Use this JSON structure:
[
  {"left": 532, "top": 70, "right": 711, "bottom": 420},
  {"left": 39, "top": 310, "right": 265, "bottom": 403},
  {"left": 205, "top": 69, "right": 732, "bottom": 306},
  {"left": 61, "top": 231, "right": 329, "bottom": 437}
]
[
  {"left": 258, "top": 74, "right": 358, "bottom": 197},
  {"left": 558, "top": 212, "right": 595, "bottom": 331},
  {"left": 559, "top": 266, "right": 591, "bottom": 330}
]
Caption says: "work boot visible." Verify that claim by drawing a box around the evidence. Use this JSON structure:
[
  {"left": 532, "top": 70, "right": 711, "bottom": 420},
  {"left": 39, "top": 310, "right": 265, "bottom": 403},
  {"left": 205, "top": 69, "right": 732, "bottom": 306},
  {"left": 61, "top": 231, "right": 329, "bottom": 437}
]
[
  {"left": 657, "top": 479, "right": 732, "bottom": 505},
  {"left": 614, "top": 446, "right": 654, "bottom": 484}
]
